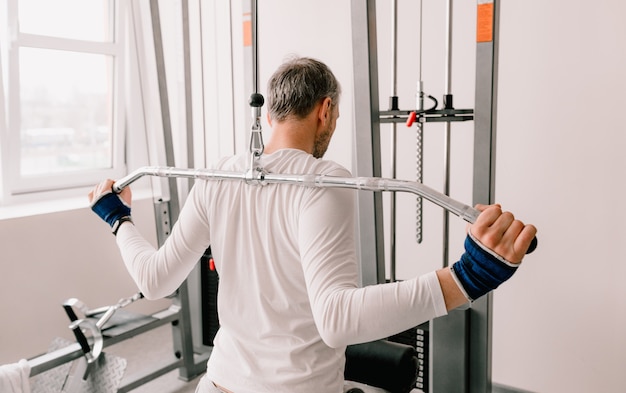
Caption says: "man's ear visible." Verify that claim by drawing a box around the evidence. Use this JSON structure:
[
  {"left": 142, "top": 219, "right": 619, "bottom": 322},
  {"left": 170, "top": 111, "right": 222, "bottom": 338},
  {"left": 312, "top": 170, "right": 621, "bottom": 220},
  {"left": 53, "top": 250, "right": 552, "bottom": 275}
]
[
  {"left": 266, "top": 112, "right": 273, "bottom": 126},
  {"left": 319, "top": 97, "right": 333, "bottom": 124}
]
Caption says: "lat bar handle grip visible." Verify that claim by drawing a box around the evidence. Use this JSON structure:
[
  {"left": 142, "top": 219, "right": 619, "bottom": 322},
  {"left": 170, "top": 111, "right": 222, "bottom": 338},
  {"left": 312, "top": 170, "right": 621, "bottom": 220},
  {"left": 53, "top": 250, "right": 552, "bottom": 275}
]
[{"left": 526, "top": 236, "right": 538, "bottom": 254}]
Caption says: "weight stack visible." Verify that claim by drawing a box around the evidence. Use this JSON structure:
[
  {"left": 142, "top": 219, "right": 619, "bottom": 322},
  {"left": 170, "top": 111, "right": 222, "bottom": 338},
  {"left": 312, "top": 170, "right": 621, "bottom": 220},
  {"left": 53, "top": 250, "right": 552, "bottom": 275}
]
[{"left": 388, "top": 321, "right": 430, "bottom": 392}]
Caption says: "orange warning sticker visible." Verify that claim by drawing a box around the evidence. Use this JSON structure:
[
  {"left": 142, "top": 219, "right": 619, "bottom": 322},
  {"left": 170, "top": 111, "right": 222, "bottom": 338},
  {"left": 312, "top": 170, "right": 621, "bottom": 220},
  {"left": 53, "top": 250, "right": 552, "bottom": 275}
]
[
  {"left": 243, "top": 13, "right": 252, "bottom": 47},
  {"left": 476, "top": 3, "right": 493, "bottom": 43}
]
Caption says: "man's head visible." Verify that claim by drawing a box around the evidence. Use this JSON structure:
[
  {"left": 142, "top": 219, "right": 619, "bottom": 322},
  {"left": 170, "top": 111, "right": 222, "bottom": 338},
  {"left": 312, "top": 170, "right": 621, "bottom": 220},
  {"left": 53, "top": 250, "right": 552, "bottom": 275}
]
[{"left": 267, "top": 57, "right": 341, "bottom": 123}]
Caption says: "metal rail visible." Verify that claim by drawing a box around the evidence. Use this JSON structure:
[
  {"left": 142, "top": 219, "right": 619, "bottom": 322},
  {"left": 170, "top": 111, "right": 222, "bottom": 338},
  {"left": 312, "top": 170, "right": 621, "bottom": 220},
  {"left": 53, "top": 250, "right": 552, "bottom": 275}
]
[{"left": 28, "top": 306, "right": 181, "bottom": 377}]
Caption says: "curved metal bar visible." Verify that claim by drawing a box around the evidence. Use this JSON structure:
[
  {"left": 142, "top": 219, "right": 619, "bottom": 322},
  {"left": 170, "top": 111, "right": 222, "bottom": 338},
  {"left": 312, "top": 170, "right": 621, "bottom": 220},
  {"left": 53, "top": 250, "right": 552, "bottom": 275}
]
[
  {"left": 113, "top": 166, "right": 478, "bottom": 223},
  {"left": 113, "top": 166, "right": 537, "bottom": 253}
]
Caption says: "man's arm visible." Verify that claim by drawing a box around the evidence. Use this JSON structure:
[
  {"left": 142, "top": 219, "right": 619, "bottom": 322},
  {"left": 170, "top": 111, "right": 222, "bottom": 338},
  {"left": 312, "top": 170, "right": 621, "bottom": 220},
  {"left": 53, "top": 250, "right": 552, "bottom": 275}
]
[{"left": 436, "top": 268, "right": 469, "bottom": 311}]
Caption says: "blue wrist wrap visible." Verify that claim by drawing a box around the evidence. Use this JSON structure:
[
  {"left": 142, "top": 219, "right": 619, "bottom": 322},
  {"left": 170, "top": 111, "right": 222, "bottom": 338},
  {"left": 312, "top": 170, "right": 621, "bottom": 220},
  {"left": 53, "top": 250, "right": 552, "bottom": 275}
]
[
  {"left": 451, "top": 233, "right": 519, "bottom": 301},
  {"left": 91, "top": 191, "right": 131, "bottom": 228}
]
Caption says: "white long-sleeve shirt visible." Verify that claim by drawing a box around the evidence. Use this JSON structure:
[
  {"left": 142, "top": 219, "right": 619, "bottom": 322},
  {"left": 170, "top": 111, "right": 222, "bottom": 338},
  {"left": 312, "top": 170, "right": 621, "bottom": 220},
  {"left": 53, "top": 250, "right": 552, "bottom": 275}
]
[{"left": 116, "top": 149, "right": 447, "bottom": 393}]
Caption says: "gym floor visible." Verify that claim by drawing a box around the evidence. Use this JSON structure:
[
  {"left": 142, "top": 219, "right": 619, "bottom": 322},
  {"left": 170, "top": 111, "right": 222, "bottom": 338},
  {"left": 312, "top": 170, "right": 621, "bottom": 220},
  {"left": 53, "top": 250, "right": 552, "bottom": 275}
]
[{"left": 107, "top": 324, "right": 201, "bottom": 393}]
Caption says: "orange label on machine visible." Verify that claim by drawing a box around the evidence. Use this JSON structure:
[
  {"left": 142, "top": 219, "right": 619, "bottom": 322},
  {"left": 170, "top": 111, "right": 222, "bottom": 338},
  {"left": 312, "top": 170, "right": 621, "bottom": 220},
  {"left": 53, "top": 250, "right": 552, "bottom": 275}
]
[
  {"left": 243, "top": 13, "right": 252, "bottom": 47},
  {"left": 476, "top": 3, "right": 494, "bottom": 42}
]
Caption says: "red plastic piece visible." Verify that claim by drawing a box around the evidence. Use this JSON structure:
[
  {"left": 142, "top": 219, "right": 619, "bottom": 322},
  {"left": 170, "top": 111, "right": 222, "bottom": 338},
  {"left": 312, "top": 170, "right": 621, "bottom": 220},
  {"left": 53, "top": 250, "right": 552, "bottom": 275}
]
[
  {"left": 209, "top": 258, "right": 216, "bottom": 271},
  {"left": 406, "top": 111, "right": 417, "bottom": 127}
]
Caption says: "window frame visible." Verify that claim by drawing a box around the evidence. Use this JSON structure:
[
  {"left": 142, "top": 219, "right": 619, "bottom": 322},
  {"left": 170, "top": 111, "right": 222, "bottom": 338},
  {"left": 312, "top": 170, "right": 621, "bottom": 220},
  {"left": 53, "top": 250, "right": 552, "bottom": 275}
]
[{"left": 0, "top": 0, "right": 126, "bottom": 203}]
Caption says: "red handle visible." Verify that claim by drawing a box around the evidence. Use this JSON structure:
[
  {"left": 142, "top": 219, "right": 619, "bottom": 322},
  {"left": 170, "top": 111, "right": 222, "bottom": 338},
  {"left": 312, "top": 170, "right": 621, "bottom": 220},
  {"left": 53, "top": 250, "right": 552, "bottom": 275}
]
[{"left": 406, "top": 111, "right": 417, "bottom": 127}]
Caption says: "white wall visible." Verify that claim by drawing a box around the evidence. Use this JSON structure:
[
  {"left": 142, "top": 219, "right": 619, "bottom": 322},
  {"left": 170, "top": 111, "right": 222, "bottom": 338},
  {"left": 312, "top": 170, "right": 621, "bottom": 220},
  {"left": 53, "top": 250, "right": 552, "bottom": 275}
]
[
  {"left": 1, "top": 1, "right": 625, "bottom": 392},
  {"left": 492, "top": 1, "right": 626, "bottom": 392}
]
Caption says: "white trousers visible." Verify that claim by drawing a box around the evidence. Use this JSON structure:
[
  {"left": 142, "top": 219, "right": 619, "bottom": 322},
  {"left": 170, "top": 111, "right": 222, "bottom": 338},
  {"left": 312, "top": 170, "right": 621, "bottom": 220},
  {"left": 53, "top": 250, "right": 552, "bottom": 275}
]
[{"left": 194, "top": 374, "right": 390, "bottom": 393}]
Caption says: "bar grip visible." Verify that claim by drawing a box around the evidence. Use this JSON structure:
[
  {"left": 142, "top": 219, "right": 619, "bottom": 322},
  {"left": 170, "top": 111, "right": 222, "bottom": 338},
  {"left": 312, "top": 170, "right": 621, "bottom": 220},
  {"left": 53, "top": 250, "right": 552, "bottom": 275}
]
[{"left": 527, "top": 236, "right": 538, "bottom": 254}]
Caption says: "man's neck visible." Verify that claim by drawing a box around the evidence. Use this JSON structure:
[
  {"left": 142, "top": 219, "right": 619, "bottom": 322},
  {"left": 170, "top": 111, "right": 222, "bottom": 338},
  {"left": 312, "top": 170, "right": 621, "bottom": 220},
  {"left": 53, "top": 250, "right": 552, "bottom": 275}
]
[{"left": 264, "top": 119, "right": 316, "bottom": 155}]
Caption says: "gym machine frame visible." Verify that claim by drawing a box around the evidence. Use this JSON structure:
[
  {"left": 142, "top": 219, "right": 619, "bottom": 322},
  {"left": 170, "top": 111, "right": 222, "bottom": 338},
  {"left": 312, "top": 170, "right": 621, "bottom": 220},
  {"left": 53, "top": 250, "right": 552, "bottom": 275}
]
[
  {"left": 113, "top": 3, "right": 530, "bottom": 393},
  {"left": 351, "top": 1, "right": 501, "bottom": 392},
  {"left": 26, "top": 1, "right": 514, "bottom": 392}
]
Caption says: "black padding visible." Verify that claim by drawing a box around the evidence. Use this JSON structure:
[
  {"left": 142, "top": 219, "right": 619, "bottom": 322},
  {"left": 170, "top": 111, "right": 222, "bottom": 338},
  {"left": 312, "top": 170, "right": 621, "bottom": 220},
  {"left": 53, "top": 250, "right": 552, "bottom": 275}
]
[{"left": 345, "top": 340, "right": 418, "bottom": 393}]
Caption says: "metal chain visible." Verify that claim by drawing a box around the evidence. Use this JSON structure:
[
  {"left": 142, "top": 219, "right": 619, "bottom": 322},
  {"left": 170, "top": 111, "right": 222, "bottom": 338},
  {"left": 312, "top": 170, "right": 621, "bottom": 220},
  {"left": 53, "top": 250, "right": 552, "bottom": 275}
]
[
  {"left": 416, "top": 121, "right": 423, "bottom": 244},
  {"left": 416, "top": 0, "right": 424, "bottom": 245}
]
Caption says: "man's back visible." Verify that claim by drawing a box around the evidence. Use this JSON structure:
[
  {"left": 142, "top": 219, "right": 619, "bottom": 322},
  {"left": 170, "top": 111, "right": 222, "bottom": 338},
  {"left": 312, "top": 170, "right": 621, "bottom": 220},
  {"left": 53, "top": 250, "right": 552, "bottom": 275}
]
[{"left": 202, "top": 149, "right": 357, "bottom": 392}]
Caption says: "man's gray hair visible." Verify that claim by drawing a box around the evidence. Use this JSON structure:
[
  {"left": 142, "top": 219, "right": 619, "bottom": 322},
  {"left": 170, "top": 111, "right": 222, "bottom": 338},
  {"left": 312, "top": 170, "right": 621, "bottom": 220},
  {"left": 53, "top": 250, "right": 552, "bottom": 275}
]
[{"left": 267, "top": 57, "right": 341, "bottom": 122}]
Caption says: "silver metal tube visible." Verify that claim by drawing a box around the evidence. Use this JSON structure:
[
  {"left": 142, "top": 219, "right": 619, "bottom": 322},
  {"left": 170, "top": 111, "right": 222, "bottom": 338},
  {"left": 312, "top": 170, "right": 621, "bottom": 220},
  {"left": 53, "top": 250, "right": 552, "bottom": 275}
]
[
  {"left": 390, "top": 124, "right": 397, "bottom": 282},
  {"left": 418, "top": 0, "right": 423, "bottom": 82},
  {"left": 389, "top": 0, "right": 398, "bottom": 282},
  {"left": 113, "top": 167, "right": 480, "bottom": 223},
  {"left": 442, "top": 0, "right": 454, "bottom": 266},
  {"left": 443, "top": 124, "right": 452, "bottom": 265},
  {"left": 390, "top": 0, "right": 398, "bottom": 97},
  {"left": 444, "top": 0, "right": 453, "bottom": 96},
  {"left": 181, "top": 0, "right": 194, "bottom": 174}
]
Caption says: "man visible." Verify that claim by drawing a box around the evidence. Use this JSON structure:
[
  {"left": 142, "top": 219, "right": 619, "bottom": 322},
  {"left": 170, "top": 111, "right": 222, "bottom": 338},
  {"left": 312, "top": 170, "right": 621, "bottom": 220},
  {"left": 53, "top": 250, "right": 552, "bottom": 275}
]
[{"left": 88, "top": 57, "right": 537, "bottom": 393}]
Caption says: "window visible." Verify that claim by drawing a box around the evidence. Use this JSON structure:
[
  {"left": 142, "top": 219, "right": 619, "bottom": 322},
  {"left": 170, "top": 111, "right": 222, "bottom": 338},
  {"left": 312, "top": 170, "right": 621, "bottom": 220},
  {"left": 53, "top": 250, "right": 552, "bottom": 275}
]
[{"left": 0, "top": 0, "right": 125, "bottom": 200}]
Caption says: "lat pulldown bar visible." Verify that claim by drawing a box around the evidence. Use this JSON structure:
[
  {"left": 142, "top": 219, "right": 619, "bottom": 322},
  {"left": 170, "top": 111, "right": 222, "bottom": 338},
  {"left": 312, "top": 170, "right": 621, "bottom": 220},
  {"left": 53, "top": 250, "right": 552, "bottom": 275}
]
[{"left": 112, "top": 166, "right": 537, "bottom": 253}]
